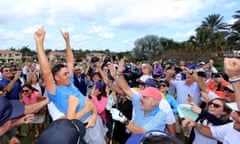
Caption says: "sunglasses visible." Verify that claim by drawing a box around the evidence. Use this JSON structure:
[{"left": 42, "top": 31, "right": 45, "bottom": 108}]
[
  {"left": 3, "top": 69, "right": 10, "bottom": 72},
  {"left": 208, "top": 102, "right": 222, "bottom": 108},
  {"left": 223, "top": 87, "right": 234, "bottom": 93},
  {"left": 159, "top": 84, "right": 167, "bottom": 87},
  {"left": 74, "top": 69, "right": 81, "bottom": 71},
  {"left": 22, "top": 89, "right": 29, "bottom": 93}
]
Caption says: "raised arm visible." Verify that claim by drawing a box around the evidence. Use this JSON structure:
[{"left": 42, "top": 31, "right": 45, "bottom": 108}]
[
  {"left": 4, "top": 71, "right": 21, "bottom": 92},
  {"left": 224, "top": 58, "right": 240, "bottom": 110},
  {"left": 61, "top": 30, "right": 74, "bottom": 73},
  {"left": 34, "top": 27, "right": 55, "bottom": 94},
  {"left": 109, "top": 59, "right": 134, "bottom": 98},
  {"left": 194, "top": 71, "right": 210, "bottom": 94}
]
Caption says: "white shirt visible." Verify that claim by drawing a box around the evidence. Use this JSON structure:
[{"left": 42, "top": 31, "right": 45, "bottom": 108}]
[
  {"left": 193, "top": 120, "right": 217, "bottom": 144},
  {"left": 0, "top": 72, "right": 2, "bottom": 80},
  {"left": 226, "top": 102, "right": 238, "bottom": 111},
  {"left": 210, "top": 122, "right": 240, "bottom": 144},
  {"left": 159, "top": 99, "right": 176, "bottom": 124},
  {"left": 48, "top": 102, "right": 65, "bottom": 120},
  {"left": 140, "top": 75, "right": 153, "bottom": 82},
  {"left": 211, "top": 67, "right": 218, "bottom": 73}
]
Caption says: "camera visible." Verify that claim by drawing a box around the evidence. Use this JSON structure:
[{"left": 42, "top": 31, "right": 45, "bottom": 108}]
[
  {"left": 212, "top": 72, "right": 221, "bottom": 78},
  {"left": 104, "top": 56, "right": 111, "bottom": 64},
  {"left": 91, "top": 56, "right": 100, "bottom": 63},
  {"left": 197, "top": 71, "right": 206, "bottom": 77}
]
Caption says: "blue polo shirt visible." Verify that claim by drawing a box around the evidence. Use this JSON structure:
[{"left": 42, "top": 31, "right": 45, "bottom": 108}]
[
  {"left": 0, "top": 78, "right": 22, "bottom": 100},
  {"left": 48, "top": 75, "right": 91, "bottom": 122},
  {"left": 131, "top": 91, "right": 166, "bottom": 131}
]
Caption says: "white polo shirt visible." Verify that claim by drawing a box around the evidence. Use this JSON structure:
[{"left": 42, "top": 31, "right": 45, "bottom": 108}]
[
  {"left": 210, "top": 122, "right": 240, "bottom": 144},
  {"left": 159, "top": 99, "right": 176, "bottom": 124}
]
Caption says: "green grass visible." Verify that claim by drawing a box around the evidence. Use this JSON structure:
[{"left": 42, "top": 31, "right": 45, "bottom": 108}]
[
  {"left": 2, "top": 124, "right": 35, "bottom": 144},
  {"left": 2, "top": 116, "right": 51, "bottom": 144}
]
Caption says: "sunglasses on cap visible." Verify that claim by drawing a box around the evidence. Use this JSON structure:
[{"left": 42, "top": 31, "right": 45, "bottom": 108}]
[{"left": 208, "top": 102, "right": 222, "bottom": 108}]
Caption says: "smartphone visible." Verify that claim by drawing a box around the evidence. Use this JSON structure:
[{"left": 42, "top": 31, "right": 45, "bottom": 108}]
[{"left": 188, "top": 94, "right": 193, "bottom": 103}]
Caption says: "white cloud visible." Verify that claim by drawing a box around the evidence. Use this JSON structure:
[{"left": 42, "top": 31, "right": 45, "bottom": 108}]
[
  {"left": 88, "top": 25, "right": 114, "bottom": 38},
  {"left": 109, "top": 0, "right": 206, "bottom": 28},
  {"left": 98, "top": 32, "right": 114, "bottom": 39},
  {"left": 121, "top": 39, "right": 130, "bottom": 44},
  {"left": 228, "top": 18, "right": 238, "bottom": 25},
  {"left": 224, "top": 1, "right": 238, "bottom": 9},
  {"left": 72, "top": 34, "right": 89, "bottom": 42},
  {"left": 0, "top": 0, "right": 239, "bottom": 51},
  {"left": 22, "top": 25, "right": 43, "bottom": 34},
  {"left": 89, "top": 25, "right": 105, "bottom": 34},
  {"left": 173, "top": 30, "right": 196, "bottom": 41}
]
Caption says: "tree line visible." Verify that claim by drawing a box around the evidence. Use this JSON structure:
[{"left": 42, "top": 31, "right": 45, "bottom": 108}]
[{"left": 10, "top": 10, "right": 240, "bottom": 65}]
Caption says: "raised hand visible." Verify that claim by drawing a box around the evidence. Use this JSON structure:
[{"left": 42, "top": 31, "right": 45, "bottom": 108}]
[
  {"left": 110, "top": 108, "right": 125, "bottom": 122},
  {"left": 108, "top": 63, "right": 117, "bottom": 78},
  {"left": 190, "top": 103, "right": 202, "bottom": 114},
  {"left": 118, "top": 58, "right": 125, "bottom": 73},
  {"left": 60, "top": 29, "right": 70, "bottom": 42},
  {"left": 89, "top": 85, "right": 97, "bottom": 97},
  {"left": 13, "top": 71, "right": 22, "bottom": 81},
  {"left": 34, "top": 26, "right": 46, "bottom": 44},
  {"left": 224, "top": 58, "right": 240, "bottom": 79}
]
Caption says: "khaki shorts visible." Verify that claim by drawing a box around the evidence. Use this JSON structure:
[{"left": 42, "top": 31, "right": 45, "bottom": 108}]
[{"left": 174, "top": 115, "right": 181, "bottom": 133}]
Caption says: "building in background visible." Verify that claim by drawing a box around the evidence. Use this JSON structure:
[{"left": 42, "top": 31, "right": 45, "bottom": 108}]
[{"left": 0, "top": 50, "right": 22, "bottom": 63}]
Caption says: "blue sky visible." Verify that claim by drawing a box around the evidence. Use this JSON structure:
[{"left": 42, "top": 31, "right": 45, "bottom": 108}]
[{"left": 0, "top": 0, "right": 239, "bottom": 52}]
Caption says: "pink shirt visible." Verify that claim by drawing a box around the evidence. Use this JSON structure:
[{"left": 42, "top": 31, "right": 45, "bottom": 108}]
[
  {"left": 91, "top": 96, "right": 108, "bottom": 124},
  {"left": 22, "top": 91, "right": 38, "bottom": 105}
]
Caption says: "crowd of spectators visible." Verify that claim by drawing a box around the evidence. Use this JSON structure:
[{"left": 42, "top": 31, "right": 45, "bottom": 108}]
[{"left": 1, "top": 27, "right": 240, "bottom": 144}]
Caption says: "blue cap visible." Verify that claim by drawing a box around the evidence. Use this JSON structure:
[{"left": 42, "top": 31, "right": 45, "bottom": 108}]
[
  {"left": 0, "top": 97, "right": 24, "bottom": 126},
  {"left": 144, "top": 78, "right": 159, "bottom": 88},
  {"left": 90, "top": 81, "right": 104, "bottom": 90}
]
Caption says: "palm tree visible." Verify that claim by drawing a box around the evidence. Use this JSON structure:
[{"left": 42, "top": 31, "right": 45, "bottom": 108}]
[
  {"left": 195, "top": 14, "right": 229, "bottom": 52},
  {"left": 226, "top": 10, "right": 240, "bottom": 50},
  {"left": 197, "top": 14, "right": 229, "bottom": 32}
]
